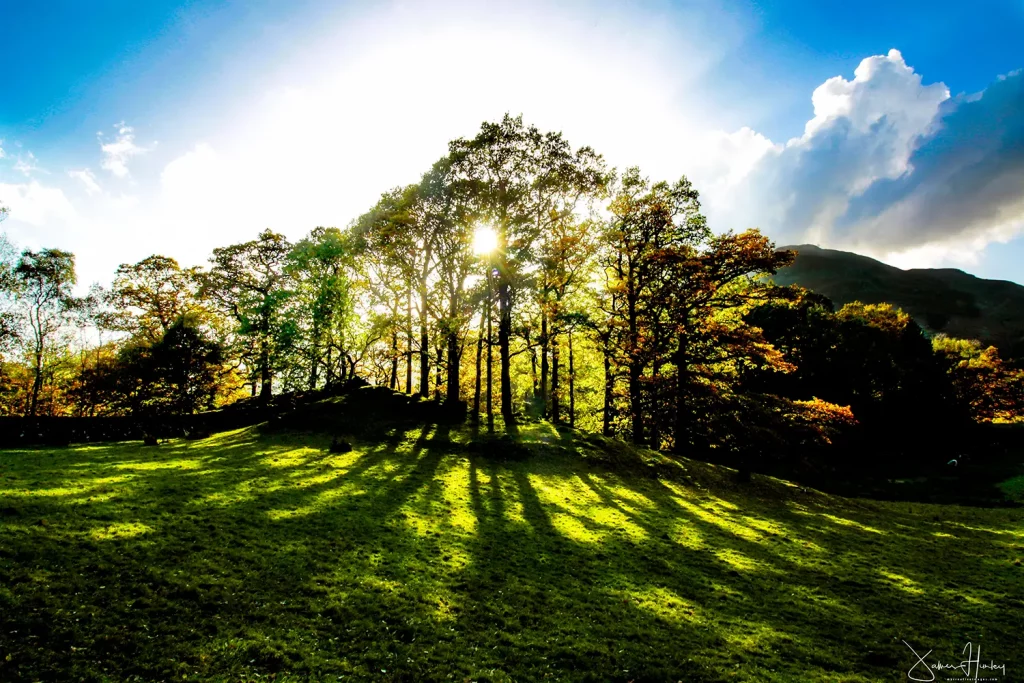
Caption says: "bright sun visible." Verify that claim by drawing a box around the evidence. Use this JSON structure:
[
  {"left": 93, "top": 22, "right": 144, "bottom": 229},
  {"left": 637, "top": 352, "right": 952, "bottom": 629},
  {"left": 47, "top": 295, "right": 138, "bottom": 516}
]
[{"left": 473, "top": 224, "right": 499, "bottom": 255}]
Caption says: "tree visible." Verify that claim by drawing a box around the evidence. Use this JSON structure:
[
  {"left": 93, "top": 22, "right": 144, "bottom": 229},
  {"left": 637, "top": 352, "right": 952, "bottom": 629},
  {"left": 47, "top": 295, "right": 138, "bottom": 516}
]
[
  {"left": 110, "top": 255, "right": 202, "bottom": 341},
  {"left": 353, "top": 188, "right": 421, "bottom": 393},
  {"left": 540, "top": 216, "right": 599, "bottom": 421},
  {"left": 599, "top": 167, "right": 708, "bottom": 443},
  {"left": 448, "top": 114, "right": 608, "bottom": 423},
  {"left": 201, "top": 229, "right": 293, "bottom": 401},
  {"left": 287, "top": 227, "right": 356, "bottom": 389},
  {"left": 749, "top": 295, "right": 968, "bottom": 460},
  {"left": 660, "top": 230, "right": 795, "bottom": 451},
  {"left": 78, "top": 318, "right": 231, "bottom": 416},
  {"left": 14, "top": 249, "right": 78, "bottom": 416},
  {"left": 420, "top": 156, "right": 479, "bottom": 405},
  {"left": 0, "top": 232, "right": 20, "bottom": 357},
  {"left": 934, "top": 336, "right": 1024, "bottom": 423},
  {"left": 743, "top": 287, "right": 839, "bottom": 401},
  {"left": 148, "top": 318, "right": 227, "bottom": 414}
]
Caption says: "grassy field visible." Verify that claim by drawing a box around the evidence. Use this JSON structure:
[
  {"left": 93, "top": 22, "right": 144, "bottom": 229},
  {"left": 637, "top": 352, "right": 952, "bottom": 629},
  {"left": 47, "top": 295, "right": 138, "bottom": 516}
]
[{"left": 1, "top": 419, "right": 1022, "bottom": 682}]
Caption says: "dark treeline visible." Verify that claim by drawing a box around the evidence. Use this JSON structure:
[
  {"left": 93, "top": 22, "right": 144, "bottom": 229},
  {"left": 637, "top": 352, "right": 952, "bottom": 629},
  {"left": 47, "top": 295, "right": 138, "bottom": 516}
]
[{"left": 1, "top": 115, "right": 1021, "bottom": 467}]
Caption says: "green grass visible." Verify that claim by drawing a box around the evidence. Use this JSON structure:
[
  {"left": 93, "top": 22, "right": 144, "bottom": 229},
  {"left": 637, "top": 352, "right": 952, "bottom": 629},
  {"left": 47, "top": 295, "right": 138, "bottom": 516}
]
[{"left": 1, "top": 421, "right": 1022, "bottom": 682}]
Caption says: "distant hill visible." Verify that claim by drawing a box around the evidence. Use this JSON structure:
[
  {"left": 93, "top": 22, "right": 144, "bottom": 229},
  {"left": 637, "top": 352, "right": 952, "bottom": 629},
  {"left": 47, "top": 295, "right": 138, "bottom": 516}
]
[{"left": 774, "top": 244, "right": 1024, "bottom": 363}]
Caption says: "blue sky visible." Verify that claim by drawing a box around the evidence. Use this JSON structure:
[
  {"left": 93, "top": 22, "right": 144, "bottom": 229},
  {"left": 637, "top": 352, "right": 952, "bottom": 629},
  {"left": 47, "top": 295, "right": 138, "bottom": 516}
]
[{"left": 2, "top": 0, "right": 1023, "bottom": 286}]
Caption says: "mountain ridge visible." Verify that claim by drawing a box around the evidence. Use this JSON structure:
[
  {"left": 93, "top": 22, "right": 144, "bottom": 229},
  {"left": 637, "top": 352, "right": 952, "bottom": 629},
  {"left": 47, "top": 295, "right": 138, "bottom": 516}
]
[{"left": 774, "top": 244, "right": 1024, "bottom": 363}]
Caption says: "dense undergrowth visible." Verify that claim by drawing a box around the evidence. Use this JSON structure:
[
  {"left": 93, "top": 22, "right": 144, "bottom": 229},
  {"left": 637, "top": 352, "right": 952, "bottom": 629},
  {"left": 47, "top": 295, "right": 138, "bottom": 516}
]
[{"left": 1, "top": 417, "right": 1022, "bottom": 682}]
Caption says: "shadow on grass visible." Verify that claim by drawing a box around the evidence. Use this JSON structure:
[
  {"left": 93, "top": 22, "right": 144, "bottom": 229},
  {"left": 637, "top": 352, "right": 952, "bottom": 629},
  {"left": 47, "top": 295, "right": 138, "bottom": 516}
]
[{"left": 0, "top": 422, "right": 1021, "bottom": 682}]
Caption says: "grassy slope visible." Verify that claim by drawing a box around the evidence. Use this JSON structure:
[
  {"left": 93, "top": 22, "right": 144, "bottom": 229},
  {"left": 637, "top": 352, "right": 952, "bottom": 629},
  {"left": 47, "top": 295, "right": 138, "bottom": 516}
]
[
  {"left": 1, "top": 422, "right": 1022, "bottom": 682},
  {"left": 775, "top": 244, "right": 1024, "bottom": 361}
]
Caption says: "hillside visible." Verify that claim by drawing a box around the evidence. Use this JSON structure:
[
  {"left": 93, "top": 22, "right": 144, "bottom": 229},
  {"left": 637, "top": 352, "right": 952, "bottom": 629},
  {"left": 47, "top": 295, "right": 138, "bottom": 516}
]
[
  {"left": 2, "top": 414, "right": 1022, "bottom": 682},
  {"left": 775, "top": 244, "right": 1024, "bottom": 362}
]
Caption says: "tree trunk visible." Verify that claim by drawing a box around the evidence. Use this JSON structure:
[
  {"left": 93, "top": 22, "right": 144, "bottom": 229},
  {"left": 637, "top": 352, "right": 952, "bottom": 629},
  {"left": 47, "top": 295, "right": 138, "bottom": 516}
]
[
  {"left": 260, "top": 354, "right": 272, "bottom": 400},
  {"left": 488, "top": 278, "right": 495, "bottom": 432},
  {"left": 325, "top": 346, "right": 334, "bottom": 386},
  {"left": 551, "top": 333, "right": 560, "bottom": 423},
  {"left": 603, "top": 343, "right": 613, "bottom": 436},
  {"left": 435, "top": 342, "right": 443, "bottom": 400},
  {"left": 569, "top": 330, "right": 576, "bottom": 429},
  {"left": 308, "top": 357, "right": 319, "bottom": 391},
  {"left": 473, "top": 305, "right": 484, "bottom": 420},
  {"left": 308, "top": 344, "right": 320, "bottom": 391},
  {"left": 498, "top": 279, "right": 513, "bottom": 424},
  {"left": 540, "top": 307, "right": 549, "bottom": 415},
  {"left": 528, "top": 332, "right": 538, "bottom": 396},
  {"left": 627, "top": 288, "right": 643, "bottom": 444},
  {"left": 446, "top": 330, "right": 460, "bottom": 404},
  {"left": 259, "top": 338, "right": 272, "bottom": 402},
  {"left": 389, "top": 331, "right": 398, "bottom": 390},
  {"left": 628, "top": 357, "right": 643, "bottom": 444},
  {"left": 419, "top": 247, "right": 432, "bottom": 397},
  {"left": 673, "top": 334, "right": 690, "bottom": 454},
  {"left": 419, "top": 293, "right": 429, "bottom": 397},
  {"left": 28, "top": 345, "right": 43, "bottom": 418},
  {"left": 649, "top": 362, "right": 662, "bottom": 450},
  {"left": 405, "top": 287, "right": 413, "bottom": 394}
]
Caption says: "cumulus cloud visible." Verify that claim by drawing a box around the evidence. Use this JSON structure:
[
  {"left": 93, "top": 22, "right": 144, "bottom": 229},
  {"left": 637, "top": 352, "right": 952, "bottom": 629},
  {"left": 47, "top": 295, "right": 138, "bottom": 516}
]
[
  {"left": 100, "top": 122, "right": 154, "bottom": 178},
  {"left": 708, "top": 50, "right": 1024, "bottom": 264},
  {"left": 838, "top": 69, "right": 1024, "bottom": 250},
  {"left": 68, "top": 169, "right": 102, "bottom": 195},
  {"left": 0, "top": 181, "right": 77, "bottom": 227}
]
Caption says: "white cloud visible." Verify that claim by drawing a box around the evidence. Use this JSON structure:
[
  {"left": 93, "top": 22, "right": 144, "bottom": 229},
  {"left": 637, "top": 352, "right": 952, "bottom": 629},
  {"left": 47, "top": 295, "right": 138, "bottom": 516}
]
[
  {"left": 705, "top": 50, "right": 1024, "bottom": 266},
  {"left": 880, "top": 218, "right": 1024, "bottom": 271},
  {"left": 0, "top": 179, "right": 149, "bottom": 288},
  {"left": 687, "top": 127, "right": 779, "bottom": 198},
  {"left": 0, "top": 140, "right": 5, "bottom": 159},
  {"left": 100, "top": 122, "right": 154, "bottom": 178},
  {"left": 0, "top": 181, "right": 77, "bottom": 227},
  {"left": 68, "top": 169, "right": 102, "bottom": 195}
]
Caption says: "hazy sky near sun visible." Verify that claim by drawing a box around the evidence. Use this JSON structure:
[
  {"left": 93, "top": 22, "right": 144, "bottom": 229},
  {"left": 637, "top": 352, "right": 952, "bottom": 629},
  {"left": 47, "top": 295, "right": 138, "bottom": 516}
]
[{"left": 2, "top": 0, "right": 1023, "bottom": 287}]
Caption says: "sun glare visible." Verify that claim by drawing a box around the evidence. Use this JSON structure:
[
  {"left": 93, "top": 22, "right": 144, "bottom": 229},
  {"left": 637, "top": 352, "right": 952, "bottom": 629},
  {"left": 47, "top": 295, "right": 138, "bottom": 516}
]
[{"left": 473, "top": 224, "right": 499, "bottom": 255}]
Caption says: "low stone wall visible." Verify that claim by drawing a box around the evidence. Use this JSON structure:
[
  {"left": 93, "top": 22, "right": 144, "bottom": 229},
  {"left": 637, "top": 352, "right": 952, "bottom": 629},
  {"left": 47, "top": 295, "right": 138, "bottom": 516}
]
[{"left": 0, "top": 379, "right": 469, "bottom": 447}]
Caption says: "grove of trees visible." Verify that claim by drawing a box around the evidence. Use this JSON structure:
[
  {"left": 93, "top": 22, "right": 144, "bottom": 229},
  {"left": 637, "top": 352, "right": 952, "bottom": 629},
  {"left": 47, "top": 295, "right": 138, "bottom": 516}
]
[{"left": 1, "top": 114, "right": 1021, "bottom": 462}]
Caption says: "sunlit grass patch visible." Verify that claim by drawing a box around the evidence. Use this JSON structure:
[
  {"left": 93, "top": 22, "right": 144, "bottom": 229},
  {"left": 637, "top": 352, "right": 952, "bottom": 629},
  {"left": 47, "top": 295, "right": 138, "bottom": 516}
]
[
  {"left": 668, "top": 519, "right": 707, "bottom": 549},
  {"left": 115, "top": 458, "right": 204, "bottom": 471},
  {"left": 89, "top": 521, "right": 154, "bottom": 541},
  {"left": 816, "top": 513, "right": 884, "bottom": 534},
  {"left": 550, "top": 511, "right": 606, "bottom": 543},
  {"left": 260, "top": 447, "right": 321, "bottom": 468},
  {"left": 196, "top": 489, "right": 256, "bottom": 507},
  {"left": 716, "top": 547, "right": 771, "bottom": 574},
  {"left": 670, "top": 495, "right": 765, "bottom": 543},
  {"left": 877, "top": 569, "right": 925, "bottom": 595}
]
